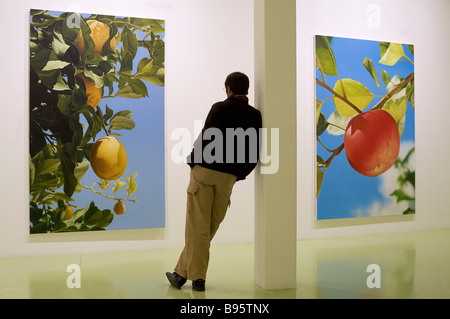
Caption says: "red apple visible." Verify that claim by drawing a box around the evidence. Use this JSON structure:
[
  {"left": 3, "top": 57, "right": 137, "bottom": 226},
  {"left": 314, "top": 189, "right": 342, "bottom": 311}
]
[{"left": 344, "top": 109, "right": 400, "bottom": 177}]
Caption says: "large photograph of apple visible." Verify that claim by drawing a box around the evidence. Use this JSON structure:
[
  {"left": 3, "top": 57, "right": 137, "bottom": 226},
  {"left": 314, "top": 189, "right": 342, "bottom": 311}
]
[
  {"left": 29, "top": 10, "right": 165, "bottom": 233},
  {"left": 315, "top": 35, "right": 415, "bottom": 220}
]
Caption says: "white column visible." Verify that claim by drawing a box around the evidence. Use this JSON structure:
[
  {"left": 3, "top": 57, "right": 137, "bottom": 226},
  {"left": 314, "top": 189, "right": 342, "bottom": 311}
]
[{"left": 254, "top": 0, "right": 297, "bottom": 289}]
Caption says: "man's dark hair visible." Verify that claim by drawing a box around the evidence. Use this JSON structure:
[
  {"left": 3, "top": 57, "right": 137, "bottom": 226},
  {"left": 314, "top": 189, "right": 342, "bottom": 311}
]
[{"left": 225, "top": 72, "right": 249, "bottom": 95}]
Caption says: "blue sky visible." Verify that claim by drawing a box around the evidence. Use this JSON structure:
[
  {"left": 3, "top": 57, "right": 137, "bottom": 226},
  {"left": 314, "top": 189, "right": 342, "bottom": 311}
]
[{"left": 316, "top": 36, "right": 415, "bottom": 220}]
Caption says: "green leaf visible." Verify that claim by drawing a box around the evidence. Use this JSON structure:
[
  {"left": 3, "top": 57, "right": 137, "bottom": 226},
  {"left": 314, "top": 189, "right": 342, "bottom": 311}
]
[
  {"left": 51, "top": 31, "right": 71, "bottom": 58},
  {"left": 68, "top": 118, "right": 84, "bottom": 147},
  {"left": 333, "top": 78, "right": 374, "bottom": 116},
  {"left": 134, "top": 64, "right": 164, "bottom": 86},
  {"left": 36, "top": 158, "right": 60, "bottom": 176},
  {"left": 72, "top": 76, "right": 88, "bottom": 109},
  {"left": 29, "top": 201, "right": 43, "bottom": 224},
  {"left": 104, "top": 74, "right": 118, "bottom": 96},
  {"left": 83, "top": 67, "right": 104, "bottom": 88},
  {"left": 29, "top": 156, "right": 36, "bottom": 187},
  {"left": 112, "top": 178, "right": 126, "bottom": 194},
  {"left": 317, "top": 167, "right": 324, "bottom": 199},
  {"left": 73, "top": 161, "right": 90, "bottom": 193},
  {"left": 136, "top": 57, "right": 153, "bottom": 76},
  {"left": 57, "top": 94, "right": 72, "bottom": 116},
  {"left": 379, "top": 43, "right": 406, "bottom": 66},
  {"left": 119, "top": 52, "right": 134, "bottom": 74},
  {"left": 125, "top": 173, "right": 138, "bottom": 198},
  {"left": 30, "top": 14, "right": 62, "bottom": 29},
  {"left": 400, "top": 147, "right": 415, "bottom": 167},
  {"left": 128, "top": 78, "right": 148, "bottom": 97},
  {"left": 79, "top": 107, "right": 102, "bottom": 144},
  {"left": 30, "top": 49, "right": 52, "bottom": 72},
  {"left": 383, "top": 75, "right": 408, "bottom": 123},
  {"left": 129, "top": 17, "right": 165, "bottom": 33},
  {"left": 30, "top": 9, "right": 47, "bottom": 16},
  {"left": 37, "top": 69, "right": 70, "bottom": 91},
  {"left": 95, "top": 210, "right": 114, "bottom": 229},
  {"left": 397, "top": 113, "right": 406, "bottom": 138},
  {"left": 317, "top": 155, "right": 325, "bottom": 165},
  {"left": 54, "top": 201, "right": 113, "bottom": 232},
  {"left": 136, "top": 74, "right": 164, "bottom": 86},
  {"left": 121, "top": 25, "right": 139, "bottom": 59},
  {"left": 316, "top": 113, "right": 329, "bottom": 137},
  {"left": 116, "top": 85, "right": 145, "bottom": 99},
  {"left": 315, "top": 35, "right": 337, "bottom": 76},
  {"left": 111, "top": 110, "right": 133, "bottom": 118},
  {"left": 96, "top": 179, "right": 111, "bottom": 191},
  {"left": 42, "top": 192, "right": 74, "bottom": 205},
  {"left": 407, "top": 44, "right": 414, "bottom": 57},
  {"left": 102, "top": 22, "right": 117, "bottom": 56},
  {"left": 379, "top": 42, "right": 389, "bottom": 58},
  {"left": 326, "top": 110, "right": 355, "bottom": 136},
  {"left": 110, "top": 116, "right": 135, "bottom": 130},
  {"left": 58, "top": 144, "right": 77, "bottom": 197},
  {"left": 381, "top": 69, "right": 391, "bottom": 86},
  {"left": 390, "top": 189, "right": 414, "bottom": 203},
  {"left": 109, "top": 111, "right": 135, "bottom": 131},
  {"left": 79, "top": 19, "right": 95, "bottom": 57},
  {"left": 104, "top": 105, "right": 114, "bottom": 121},
  {"left": 405, "top": 81, "right": 415, "bottom": 110},
  {"left": 84, "top": 210, "right": 104, "bottom": 226},
  {"left": 382, "top": 96, "right": 407, "bottom": 123},
  {"left": 316, "top": 98, "right": 324, "bottom": 125},
  {"left": 85, "top": 53, "right": 108, "bottom": 65},
  {"left": 362, "top": 57, "right": 380, "bottom": 87}
]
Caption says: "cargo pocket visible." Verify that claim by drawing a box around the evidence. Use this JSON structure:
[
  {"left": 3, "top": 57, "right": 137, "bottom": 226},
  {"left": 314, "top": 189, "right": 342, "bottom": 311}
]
[{"left": 187, "top": 184, "right": 199, "bottom": 195}]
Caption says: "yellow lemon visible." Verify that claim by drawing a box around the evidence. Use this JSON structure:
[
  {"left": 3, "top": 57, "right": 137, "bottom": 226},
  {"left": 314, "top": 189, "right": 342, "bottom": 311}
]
[
  {"left": 77, "top": 73, "right": 102, "bottom": 109},
  {"left": 76, "top": 20, "right": 116, "bottom": 57},
  {"left": 90, "top": 136, "right": 127, "bottom": 181},
  {"left": 114, "top": 201, "right": 126, "bottom": 215},
  {"left": 56, "top": 205, "right": 74, "bottom": 220}
]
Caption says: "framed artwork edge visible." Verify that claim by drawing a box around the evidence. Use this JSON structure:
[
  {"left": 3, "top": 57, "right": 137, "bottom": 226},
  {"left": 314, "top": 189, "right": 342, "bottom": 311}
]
[
  {"left": 29, "top": 227, "right": 166, "bottom": 243},
  {"left": 28, "top": 9, "right": 167, "bottom": 236},
  {"left": 313, "top": 34, "right": 416, "bottom": 223}
]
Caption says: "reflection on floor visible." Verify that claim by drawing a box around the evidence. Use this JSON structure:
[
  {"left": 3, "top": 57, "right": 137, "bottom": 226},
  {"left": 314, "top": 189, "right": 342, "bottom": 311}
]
[{"left": 0, "top": 229, "right": 449, "bottom": 299}]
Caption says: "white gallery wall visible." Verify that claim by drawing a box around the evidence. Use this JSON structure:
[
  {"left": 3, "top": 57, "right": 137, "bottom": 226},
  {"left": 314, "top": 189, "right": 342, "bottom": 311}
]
[
  {"left": 0, "top": 0, "right": 256, "bottom": 258},
  {"left": 297, "top": 0, "right": 450, "bottom": 238}
]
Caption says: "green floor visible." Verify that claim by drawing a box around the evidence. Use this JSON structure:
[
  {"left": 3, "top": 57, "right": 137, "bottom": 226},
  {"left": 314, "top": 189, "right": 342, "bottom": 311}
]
[{"left": 1, "top": 229, "right": 449, "bottom": 299}]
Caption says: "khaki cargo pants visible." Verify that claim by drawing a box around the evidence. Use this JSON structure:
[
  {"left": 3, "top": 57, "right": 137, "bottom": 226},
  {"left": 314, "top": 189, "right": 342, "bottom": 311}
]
[{"left": 174, "top": 165, "right": 237, "bottom": 281}]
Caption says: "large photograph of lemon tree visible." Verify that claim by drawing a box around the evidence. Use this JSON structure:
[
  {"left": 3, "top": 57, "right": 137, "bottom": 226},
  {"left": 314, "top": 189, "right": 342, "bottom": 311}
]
[
  {"left": 315, "top": 35, "right": 415, "bottom": 220},
  {"left": 29, "top": 10, "right": 165, "bottom": 233}
]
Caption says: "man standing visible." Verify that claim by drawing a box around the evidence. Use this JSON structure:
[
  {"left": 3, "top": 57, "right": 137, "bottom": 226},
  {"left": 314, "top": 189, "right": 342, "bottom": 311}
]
[{"left": 166, "top": 72, "right": 262, "bottom": 291}]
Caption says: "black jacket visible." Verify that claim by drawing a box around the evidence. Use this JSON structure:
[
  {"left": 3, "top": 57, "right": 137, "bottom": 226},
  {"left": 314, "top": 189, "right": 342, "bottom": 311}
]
[{"left": 187, "top": 96, "right": 262, "bottom": 181}]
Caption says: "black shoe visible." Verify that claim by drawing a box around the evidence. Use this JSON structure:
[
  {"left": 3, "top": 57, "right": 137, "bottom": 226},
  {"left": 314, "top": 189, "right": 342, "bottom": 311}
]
[
  {"left": 166, "top": 272, "right": 187, "bottom": 289},
  {"left": 192, "top": 279, "right": 206, "bottom": 291}
]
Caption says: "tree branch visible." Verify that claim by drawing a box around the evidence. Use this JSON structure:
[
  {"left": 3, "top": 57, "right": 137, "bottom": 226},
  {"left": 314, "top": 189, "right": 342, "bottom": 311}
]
[
  {"left": 96, "top": 106, "right": 110, "bottom": 137},
  {"left": 323, "top": 143, "right": 345, "bottom": 171},
  {"left": 81, "top": 184, "right": 138, "bottom": 203},
  {"left": 316, "top": 78, "right": 363, "bottom": 114},
  {"left": 372, "top": 72, "right": 414, "bottom": 110}
]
